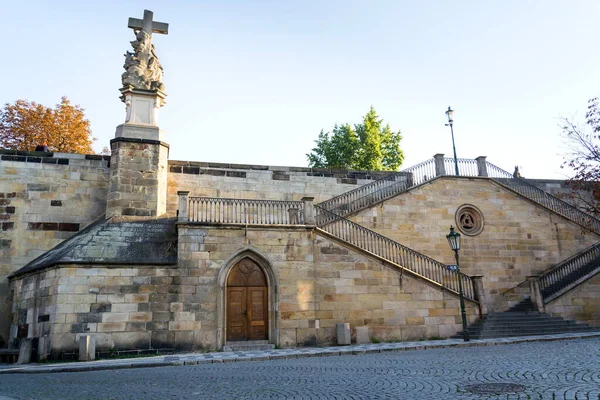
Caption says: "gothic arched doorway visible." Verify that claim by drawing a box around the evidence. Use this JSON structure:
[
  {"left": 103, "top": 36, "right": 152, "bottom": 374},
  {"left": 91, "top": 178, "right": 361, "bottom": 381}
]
[{"left": 226, "top": 258, "right": 268, "bottom": 341}]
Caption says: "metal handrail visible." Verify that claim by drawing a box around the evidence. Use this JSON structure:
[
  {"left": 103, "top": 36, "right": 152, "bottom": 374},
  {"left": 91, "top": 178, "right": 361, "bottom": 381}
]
[
  {"left": 315, "top": 205, "right": 476, "bottom": 300},
  {"left": 486, "top": 162, "right": 600, "bottom": 235},
  {"left": 317, "top": 158, "right": 436, "bottom": 216},
  {"left": 189, "top": 197, "right": 305, "bottom": 225},
  {"left": 539, "top": 242, "right": 600, "bottom": 300},
  {"left": 444, "top": 157, "right": 479, "bottom": 177}
]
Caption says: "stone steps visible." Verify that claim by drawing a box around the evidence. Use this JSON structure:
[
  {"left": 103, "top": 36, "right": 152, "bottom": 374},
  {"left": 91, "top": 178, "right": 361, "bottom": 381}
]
[
  {"left": 222, "top": 340, "right": 275, "bottom": 352},
  {"left": 453, "top": 310, "right": 600, "bottom": 340}
]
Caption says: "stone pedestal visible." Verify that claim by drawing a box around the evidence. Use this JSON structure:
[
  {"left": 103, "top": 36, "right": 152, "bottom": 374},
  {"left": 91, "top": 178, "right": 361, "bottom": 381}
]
[
  {"left": 527, "top": 276, "right": 545, "bottom": 313},
  {"left": 355, "top": 326, "right": 370, "bottom": 344},
  {"left": 177, "top": 191, "right": 190, "bottom": 222},
  {"left": 336, "top": 323, "right": 351, "bottom": 345},
  {"left": 301, "top": 197, "right": 315, "bottom": 225},
  {"left": 16, "top": 338, "right": 32, "bottom": 364},
  {"left": 106, "top": 139, "right": 169, "bottom": 218},
  {"left": 106, "top": 87, "right": 170, "bottom": 219},
  {"left": 79, "top": 334, "right": 96, "bottom": 361},
  {"left": 472, "top": 276, "right": 488, "bottom": 316},
  {"left": 434, "top": 154, "right": 446, "bottom": 176},
  {"left": 476, "top": 156, "right": 488, "bottom": 177}
]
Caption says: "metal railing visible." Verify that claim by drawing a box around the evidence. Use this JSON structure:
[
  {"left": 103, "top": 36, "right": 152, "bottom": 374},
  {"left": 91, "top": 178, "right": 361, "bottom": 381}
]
[
  {"left": 486, "top": 162, "right": 600, "bottom": 234},
  {"left": 539, "top": 242, "right": 600, "bottom": 301},
  {"left": 315, "top": 206, "right": 476, "bottom": 300},
  {"left": 189, "top": 197, "right": 305, "bottom": 225},
  {"left": 317, "top": 158, "right": 436, "bottom": 216},
  {"left": 443, "top": 157, "right": 479, "bottom": 177}
]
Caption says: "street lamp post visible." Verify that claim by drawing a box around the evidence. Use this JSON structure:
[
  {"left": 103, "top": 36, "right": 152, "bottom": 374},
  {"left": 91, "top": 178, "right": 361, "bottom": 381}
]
[
  {"left": 446, "top": 225, "right": 470, "bottom": 342},
  {"left": 445, "top": 106, "right": 459, "bottom": 176}
]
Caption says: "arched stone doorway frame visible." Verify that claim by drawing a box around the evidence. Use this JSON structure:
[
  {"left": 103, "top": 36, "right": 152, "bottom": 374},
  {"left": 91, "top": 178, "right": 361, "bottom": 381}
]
[{"left": 217, "top": 246, "right": 278, "bottom": 349}]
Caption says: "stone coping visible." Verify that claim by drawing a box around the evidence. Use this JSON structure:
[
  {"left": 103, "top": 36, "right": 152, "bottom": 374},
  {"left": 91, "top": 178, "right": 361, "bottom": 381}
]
[
  {"left": 1, "top": 332, "right": 599, "bottom": 374},
  {"left": 0, "top": 148, "right": 110, "bottom": 161}
]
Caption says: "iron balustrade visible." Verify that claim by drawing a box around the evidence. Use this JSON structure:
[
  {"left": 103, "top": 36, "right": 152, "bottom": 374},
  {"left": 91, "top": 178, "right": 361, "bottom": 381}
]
[
  {"left": 539, "top": 242, "right": 600, "bottom": 301},
  {"left": 315, "top": 206, "right": 476, "bottom": 300},
  {"left": 444, "top": 157, "right": 479, "bottom": 177},
  {"left": 188, "top": 197, "right": 305, "bottom": 225},
  {"left": 318, "top": 158, "right": 437, "bottom": 216},
  {"left": 485, "top": 162, "right": 600, "bottom": 235}
]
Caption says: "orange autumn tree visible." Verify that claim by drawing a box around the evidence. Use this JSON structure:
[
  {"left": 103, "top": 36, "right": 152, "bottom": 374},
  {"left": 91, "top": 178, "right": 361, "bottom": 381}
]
[{"left": 0, "top": 97, "right": 96, "bottom": 153}]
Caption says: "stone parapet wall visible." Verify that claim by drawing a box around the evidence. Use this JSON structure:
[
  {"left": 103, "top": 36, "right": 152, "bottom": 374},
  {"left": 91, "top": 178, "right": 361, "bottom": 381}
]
[
  {"left": 0, "top": 151, "right": 109, "bottom": 344},
  {"left": 348, "top": 176, "right": 599, "bottom": 313},
  {"left": 166, "top": 161, "right": 388, "bottom": 215}
]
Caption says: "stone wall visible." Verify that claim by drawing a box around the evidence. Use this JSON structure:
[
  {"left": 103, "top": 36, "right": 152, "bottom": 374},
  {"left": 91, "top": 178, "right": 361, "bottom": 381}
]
[
  {"left": 166, "top": 161, "right": 387, "bottom": 215},
  {"left": 177, "top": 225, "right": 478, "bottom": 349},
  {"left": 107, "top": 139, "right": 169, "bottom": 218},
  {"left": 545, "top": 273, "right": 600, "bottom": 326},
  {"left": 1, "top": 152, "right": 387, "bottom": 346},
  {"left": 0, "top": 151, "right": 109, "bottom": 344},
  {"left": 9, "top": 225, "right": 479, "bottom": 356},
  {"left": 348, "top": 176, "right": 599, "bottom": 312},
  {"left": 9, "top": 264, "right": 194, "bottom": 357}
]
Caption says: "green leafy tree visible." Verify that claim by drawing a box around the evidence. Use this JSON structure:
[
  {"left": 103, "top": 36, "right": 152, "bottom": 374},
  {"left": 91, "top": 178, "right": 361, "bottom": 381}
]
[{"left": 307, "top": 106, "right": 404, "bottom": 171}]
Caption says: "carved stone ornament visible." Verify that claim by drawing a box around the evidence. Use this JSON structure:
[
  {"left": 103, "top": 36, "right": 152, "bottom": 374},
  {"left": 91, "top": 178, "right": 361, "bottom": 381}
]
[
  {"left": 455, "top": 204, "right": 484, "bottom": 236},
  {"left": 121, "top": 10, "right": 168, "bottom": 93}
]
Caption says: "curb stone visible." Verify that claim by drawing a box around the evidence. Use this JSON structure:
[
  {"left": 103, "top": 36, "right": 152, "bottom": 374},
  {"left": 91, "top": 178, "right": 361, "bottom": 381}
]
[{"left": 1, "top": 331, "right": 599, "bottom": 374}]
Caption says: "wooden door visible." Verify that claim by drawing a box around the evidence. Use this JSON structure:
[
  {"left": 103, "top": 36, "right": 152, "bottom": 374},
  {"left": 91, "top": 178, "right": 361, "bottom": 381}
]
[
  {"left": 226, "top": 259, "right": 268, "bottom": 341},
  {"left": 227, "top": 287, "right": 246, "bottom": 341}
]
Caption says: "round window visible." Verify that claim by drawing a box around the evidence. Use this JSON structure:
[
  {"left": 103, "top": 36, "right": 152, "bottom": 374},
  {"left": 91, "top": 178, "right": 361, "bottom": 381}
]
[{"left": 455, "top": 204, "right": 484, "bottom": 236}]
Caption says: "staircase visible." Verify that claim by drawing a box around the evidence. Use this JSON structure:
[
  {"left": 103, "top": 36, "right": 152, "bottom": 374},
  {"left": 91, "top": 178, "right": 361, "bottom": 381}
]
[
  {"left": 315, "top": 205, "right": 477, "bottom": 301},
  {"left": 316, "top": 158, "right": 600, "bottom": 306},
  {"left": 318, "top": 158, "right": 437, "bottom": 217},
  {"left": 222, "top": 340, "right": 275, "bottom": 352},
  {"left": 454, "top": 299, "right": 600, "bottom": 339},
  {"left": 539, "top": 242, "right": 600, "bottom": 302}
]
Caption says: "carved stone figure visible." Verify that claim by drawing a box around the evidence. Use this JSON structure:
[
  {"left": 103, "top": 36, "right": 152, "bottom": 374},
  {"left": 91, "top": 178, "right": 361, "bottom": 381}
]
[{"left": 121, "top": 10, "right": 168, "bottom": 92}]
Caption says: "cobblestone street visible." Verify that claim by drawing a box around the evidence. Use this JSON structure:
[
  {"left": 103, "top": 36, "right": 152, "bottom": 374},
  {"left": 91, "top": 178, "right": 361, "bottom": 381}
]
[{"left": 1, "top": 338, "right": 599, "bottom": 400}]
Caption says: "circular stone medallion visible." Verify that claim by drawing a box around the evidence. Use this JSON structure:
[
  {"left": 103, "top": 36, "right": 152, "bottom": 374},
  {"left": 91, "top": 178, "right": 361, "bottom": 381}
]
[
  {"left": 465, "top": 383, "right": 526, "bottom": 394},
  {"left": 455, "top": 204, "right": 484, "bottom": 236}
]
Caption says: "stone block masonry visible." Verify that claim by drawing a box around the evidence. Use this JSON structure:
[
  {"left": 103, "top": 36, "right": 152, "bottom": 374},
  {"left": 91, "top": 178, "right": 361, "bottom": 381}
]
[
  {"left": 0, "top": 150, "right": 109, "bottom": 345},
  {"left": 348, "top": 176, "right": 600, "bottom": 313},
  {"left": 166, "top": 161, "right": 387, "bottom": 215},
  {"left": 106, "top": 139, "right": 169, "bottom": 218}
]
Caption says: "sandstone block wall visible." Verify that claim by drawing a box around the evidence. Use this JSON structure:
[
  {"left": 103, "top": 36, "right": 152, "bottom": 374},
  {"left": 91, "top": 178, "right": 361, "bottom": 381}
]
[
  {"left": 0, "top": 151, "right": 109, "bottom": 344},
  {"left": 348, "top": 177, "right": 599, "bottom": 312},
  {"left": 9, "top": 264, "right": 202, "bottom": 357},
  {"left": 178, "top": 225, "right": 478, "bottom": 349},
  {"left": 545, "top": 273, "right": 600, "bottom": 326},
  {"left": 9, "top": 225, "right": 479, "bottom": 356},
  {"left": 166, "top": 161, "right": 386, "bottom": 215},
  {"left": 107, "top": 140, "right": 169, "bottom": 218}
]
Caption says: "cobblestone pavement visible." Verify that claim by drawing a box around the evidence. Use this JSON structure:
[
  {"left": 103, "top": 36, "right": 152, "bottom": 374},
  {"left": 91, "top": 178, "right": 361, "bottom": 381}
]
[{"left": 1, "top": 338, "right": 600, "bottom": 400}]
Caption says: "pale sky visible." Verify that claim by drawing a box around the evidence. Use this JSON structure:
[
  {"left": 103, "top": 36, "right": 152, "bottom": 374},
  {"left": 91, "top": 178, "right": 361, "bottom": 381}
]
[{"left": 2, "top": 1, "right": 599, "bottom": 179}]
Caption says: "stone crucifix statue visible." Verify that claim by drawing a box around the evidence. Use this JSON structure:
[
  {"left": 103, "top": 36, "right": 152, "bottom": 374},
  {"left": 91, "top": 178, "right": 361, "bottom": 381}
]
[{"left": 121, "top": 10, "right": 169, "bottom": 92}]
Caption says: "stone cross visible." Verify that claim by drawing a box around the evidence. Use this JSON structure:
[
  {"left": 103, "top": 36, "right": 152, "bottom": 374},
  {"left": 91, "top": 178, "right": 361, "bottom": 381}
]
[{"left": 127, "top": 9, "right": 169, "bottom": 37}]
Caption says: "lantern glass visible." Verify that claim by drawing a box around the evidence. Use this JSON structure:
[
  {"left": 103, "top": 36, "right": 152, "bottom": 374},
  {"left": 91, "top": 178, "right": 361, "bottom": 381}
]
[
  {"left": 446, "top": 106, "right": 454, "bottom": 122},
  {"left": 446, "top": 225, "right": 461, "bottom": 251}
]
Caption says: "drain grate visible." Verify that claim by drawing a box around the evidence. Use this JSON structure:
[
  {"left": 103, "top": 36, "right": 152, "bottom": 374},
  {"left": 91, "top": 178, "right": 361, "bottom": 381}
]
[{"left": 466, "top": 383, "right": 526, "bottom": 394}]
